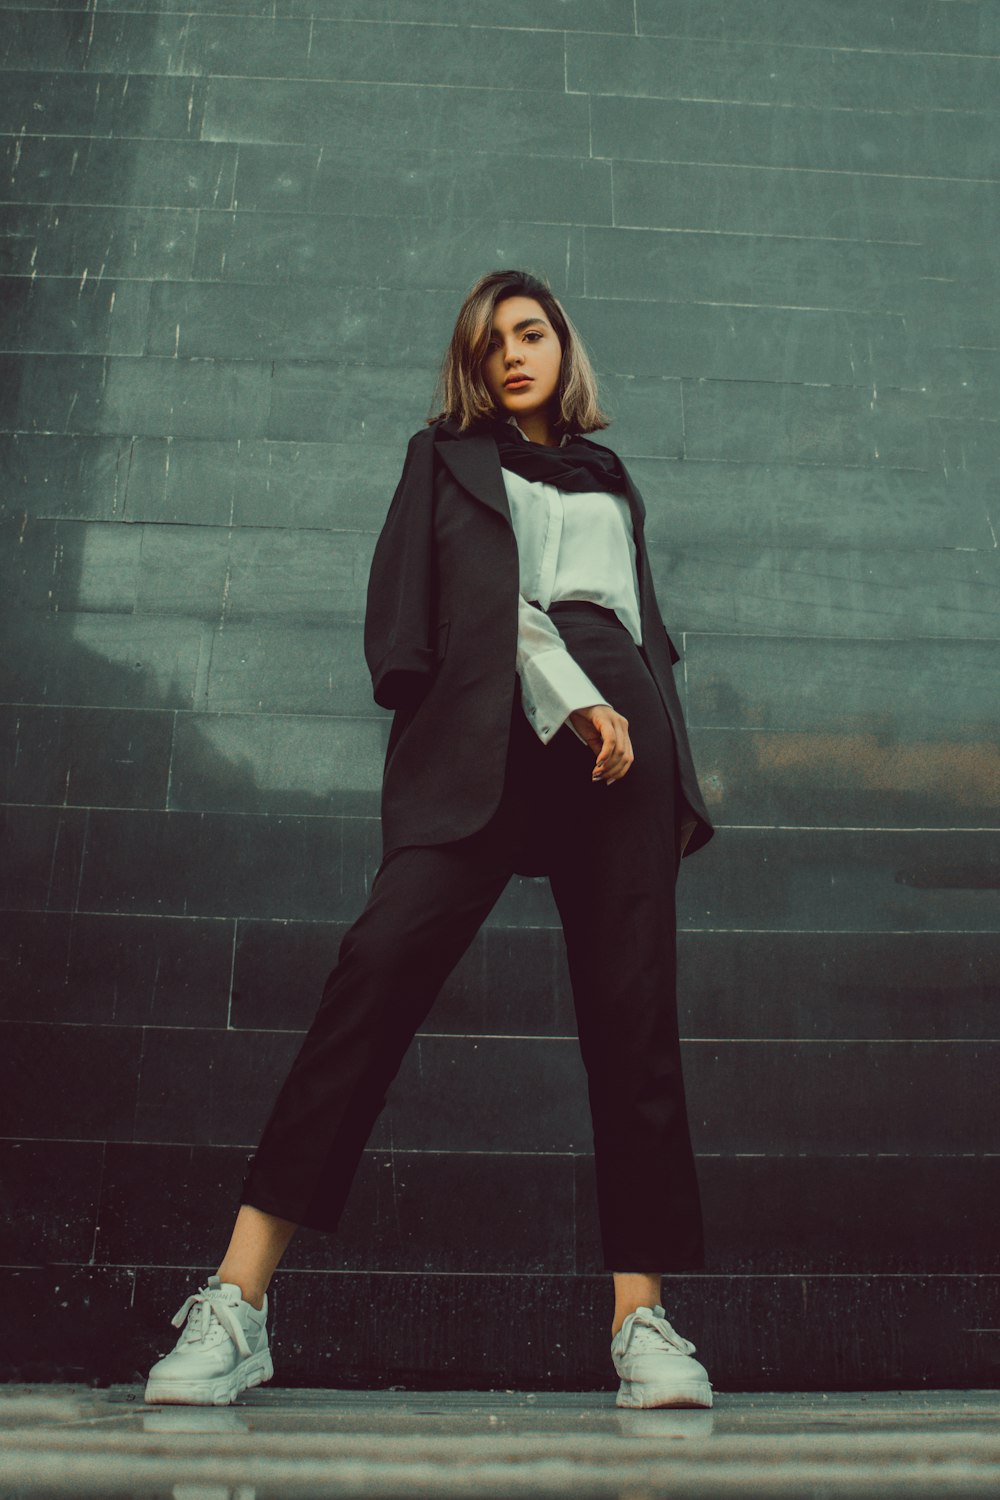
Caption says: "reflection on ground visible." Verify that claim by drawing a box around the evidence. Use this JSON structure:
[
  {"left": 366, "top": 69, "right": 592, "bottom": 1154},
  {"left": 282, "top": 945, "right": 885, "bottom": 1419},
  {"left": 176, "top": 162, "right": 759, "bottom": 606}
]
[{"left": 3, "top": 1384, "right": 1000, "bottom": 1498}]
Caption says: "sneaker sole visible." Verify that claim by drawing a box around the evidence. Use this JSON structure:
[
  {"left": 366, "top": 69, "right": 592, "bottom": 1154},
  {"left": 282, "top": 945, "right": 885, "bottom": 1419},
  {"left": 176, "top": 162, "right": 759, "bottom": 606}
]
[
  {"left": 616, "top": 1377, "right": 713, "bottom": 1409},
  {"left": 144, "top": 1349, "right": 274, "bottom": 1406}
]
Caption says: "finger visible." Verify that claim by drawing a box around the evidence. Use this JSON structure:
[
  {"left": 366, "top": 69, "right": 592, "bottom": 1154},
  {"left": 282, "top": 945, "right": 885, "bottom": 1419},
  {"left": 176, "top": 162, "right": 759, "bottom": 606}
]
[
  {"left": 606, "top": 722, "right": 634, "bottom": 784},
  {"left": 592, "top": 718, "right": 616, "bottom": 778},
  {"left": 603, "top": 720, "right": 623, "bottom": 779},
  {"left": 597, "top": 717, "right": 623, "bottom": 780},
  {"left": 613, "top": 716, "right": 629, "bottom": 772}
]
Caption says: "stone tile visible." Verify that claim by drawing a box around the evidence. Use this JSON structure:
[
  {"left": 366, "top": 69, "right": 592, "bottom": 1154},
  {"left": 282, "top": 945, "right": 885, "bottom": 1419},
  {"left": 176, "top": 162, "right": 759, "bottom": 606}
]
[
  {"left": 636, "top": 0, "right": 1000, "bottom": 55},
  {"left": 0, "top": 1021, "right": 141, "bottom": 1139},
  {"left": 584, "top": 225, "right": 927, "bottom": 316},
  {"left": 689, "top": 722, "right": 1000, "bottom": 830},
  {"left": 234, "top": 146, "right": 613, "bottom": 224},
  {"left": 305, "top": 20, "right": 564, "bottom": 89},
  {"left": 76, "top": 807, "right": 382, "bottom": 921},
  {"left": 118, "top": 435, "right": 405, "bottom": 529},
  {"left": 596, "top": 373, "right": 684, "bottom": 457},
  {"left": 168, "top": 711, "right": 384, "bottom": 816},
  {"left": 0, "top": 278, "right": 151, "bottom": 355},
  {"left": 582, "top": 296, "right": 913, "bottom": 388},
  {"left": 0, "top": 910, "right": 233, "bottom": 1026},
  {"left": 265, "top": 360, "right": 435, "bottom": 443},
  {"left": 203, "top": 77, "right": 589, "bottom": 156},
  {"left": 0, "top": 1139, "right": 102, "bottom": 1263},
  {"left": 0, "top": 204, "right": 197, "bottom": 280},
  {"left": 675, "top": 930, "right": 1000, "bottom": 1042},
  {"left": 591, "top": 93, "right": 996, "bottom": 180},
  {"left": 324, "top": 0, "right": 635, "bottom": 27},
  {"left": 0, "top": 703, "right": 173, "bottom": 809},
  {"left": 577, "top": 1153, "right": 1000, "bottom": 1275},
  {"left": 0, "top": 1265, "right": 136, "bottom": 1385},
  {"left": 200, "top": 621, "right": 375, "bottom": 715},
  {"left": 2, "top": 515, "right": 140, "bottom": 616},
  {"left": 676, "top": 826, "right": 1000, "bottom": 933},
  {"left": 626, "top": 454, "right": 989, "bottom": 552},
  {"left": 685, "top": 633, "right": 998, "bottom": 736},
  {"left": 133, "top": 1025, "right": 302, "bottom": 1146},
  {"left": 648, "top": 540, "right": 999, "bottom": 639},
  {"left": 0, "top": 353, "right": 272, "bottom": 439},
  {"left": 0, "top": 805, "right": 88, "bottom": 912},
  {"left": 570, "top": 30, "right": 1000, "bottom": 112},
  {"left": 0, "top": 435, "right": 133, "bottom": 524},
  {"left": 135, "top": 525, "right": 371, "bottom": 622},
  {"left": 0, "top": 136, "right": 236, "bottom": 206},
  {"left": 0, "top": 610, "right": 206, "bottom": 710},
  {"left": 187, "top": 216, "right": 572, "bottom": 296},
  {"left": 100, "top": 356, "right": 273, "bottom": 440},
  {"left": 0, "top": 70, "right": 207, "bottom": 138},
  {"left": 611, "top": 158, "right": 1000, "bottom": 248}
]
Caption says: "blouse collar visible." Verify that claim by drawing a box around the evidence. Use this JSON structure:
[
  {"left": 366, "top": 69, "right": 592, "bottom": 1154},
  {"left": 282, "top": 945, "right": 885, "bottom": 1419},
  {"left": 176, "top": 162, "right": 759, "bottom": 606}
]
[{"left": 506, "top": 413, "right": 574, "bottom": 448}]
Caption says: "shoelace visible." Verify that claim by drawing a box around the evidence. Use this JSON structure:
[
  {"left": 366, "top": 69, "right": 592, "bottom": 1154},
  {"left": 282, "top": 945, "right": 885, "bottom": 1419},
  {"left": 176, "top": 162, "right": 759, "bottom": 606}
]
[
  {"left": 170, "top": 1284, "right": 253, "bottom": 1359},
  {"left": 621, "top": 1308, "right": 697, "bottom": 1358}
]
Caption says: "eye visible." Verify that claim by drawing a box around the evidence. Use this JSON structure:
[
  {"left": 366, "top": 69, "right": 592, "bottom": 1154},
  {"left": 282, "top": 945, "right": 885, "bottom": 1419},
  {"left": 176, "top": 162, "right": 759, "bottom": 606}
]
[{"left": 524, "top": 330, "right": 544, "bottom": 341}]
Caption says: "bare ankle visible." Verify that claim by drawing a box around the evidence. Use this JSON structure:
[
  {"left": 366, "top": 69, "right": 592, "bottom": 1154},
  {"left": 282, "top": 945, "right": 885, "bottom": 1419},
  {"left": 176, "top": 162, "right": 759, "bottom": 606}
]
[
  {"left": 216, "top": 1270, "right": 265, "bottom": 1311},
  {"left": 611, "top": 1270, "right": 661, "bottom": 1338}
]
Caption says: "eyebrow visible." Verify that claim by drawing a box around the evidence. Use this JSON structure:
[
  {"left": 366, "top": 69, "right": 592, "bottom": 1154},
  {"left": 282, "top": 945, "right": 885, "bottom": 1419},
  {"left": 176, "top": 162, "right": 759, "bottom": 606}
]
[{"left": 489, "top": 317, "right": 551, "bottom": 335}]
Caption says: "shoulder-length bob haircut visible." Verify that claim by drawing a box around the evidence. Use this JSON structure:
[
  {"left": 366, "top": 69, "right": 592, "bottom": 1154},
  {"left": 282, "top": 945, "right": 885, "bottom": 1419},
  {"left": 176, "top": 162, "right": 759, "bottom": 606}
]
[{"left": 428, "top": 268, "right": 610, "bottom": 435}]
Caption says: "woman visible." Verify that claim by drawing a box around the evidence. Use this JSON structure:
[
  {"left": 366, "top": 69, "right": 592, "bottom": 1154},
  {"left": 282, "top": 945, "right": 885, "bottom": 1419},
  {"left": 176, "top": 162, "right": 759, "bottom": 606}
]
[{"left": 144, "top": 269, "right": 717, "bottom": 1410}]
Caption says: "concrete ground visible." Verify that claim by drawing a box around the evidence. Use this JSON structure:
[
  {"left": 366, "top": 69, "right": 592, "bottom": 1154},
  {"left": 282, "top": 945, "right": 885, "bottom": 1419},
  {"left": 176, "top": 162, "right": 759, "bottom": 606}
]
[{"left": 1, "top": 1384, "right": 999, "bottom": 1498}]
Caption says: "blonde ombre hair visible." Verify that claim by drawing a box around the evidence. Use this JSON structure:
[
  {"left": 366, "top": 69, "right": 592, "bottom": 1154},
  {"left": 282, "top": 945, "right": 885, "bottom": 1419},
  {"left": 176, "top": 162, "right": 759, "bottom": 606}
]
[{"left": 428, "top": 269, "right": 610, "bottom": 434}]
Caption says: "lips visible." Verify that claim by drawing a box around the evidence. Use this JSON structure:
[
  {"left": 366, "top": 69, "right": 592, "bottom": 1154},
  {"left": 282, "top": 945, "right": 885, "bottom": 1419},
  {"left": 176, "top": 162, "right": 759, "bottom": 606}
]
[{"left": 504, "top": 375, "right": 533, "bottom": 388}]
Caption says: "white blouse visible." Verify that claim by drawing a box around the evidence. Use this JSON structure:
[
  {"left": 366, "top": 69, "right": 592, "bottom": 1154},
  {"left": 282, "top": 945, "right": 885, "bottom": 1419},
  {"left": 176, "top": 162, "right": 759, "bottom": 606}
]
[{"left": 500, "top": 415, "right": 644, "bottom": 747}]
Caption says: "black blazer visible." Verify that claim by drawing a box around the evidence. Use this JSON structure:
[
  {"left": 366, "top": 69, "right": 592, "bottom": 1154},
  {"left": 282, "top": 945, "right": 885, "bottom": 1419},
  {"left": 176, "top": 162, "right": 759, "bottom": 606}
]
[{"left": 363, "top": 414, "right": 716, "bottom": 863}]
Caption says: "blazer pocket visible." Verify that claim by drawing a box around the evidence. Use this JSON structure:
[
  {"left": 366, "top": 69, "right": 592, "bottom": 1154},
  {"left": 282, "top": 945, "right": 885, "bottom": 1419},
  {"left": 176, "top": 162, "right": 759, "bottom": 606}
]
[{"left": 434, "top": 617, "right": 451, "bottom": 662}]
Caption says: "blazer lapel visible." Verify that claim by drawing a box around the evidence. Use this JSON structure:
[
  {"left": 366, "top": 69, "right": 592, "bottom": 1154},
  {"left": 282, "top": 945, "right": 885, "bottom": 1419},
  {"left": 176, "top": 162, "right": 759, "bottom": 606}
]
[{"left": 433, "top": 420, "right": 512, "bottom": 526}]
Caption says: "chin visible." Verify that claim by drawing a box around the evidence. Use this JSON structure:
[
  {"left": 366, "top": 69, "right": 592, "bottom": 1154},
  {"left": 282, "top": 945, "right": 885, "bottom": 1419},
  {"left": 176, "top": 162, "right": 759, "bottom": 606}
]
[{"left": 498, "top": 394, "right": 546, "bottom": 418}]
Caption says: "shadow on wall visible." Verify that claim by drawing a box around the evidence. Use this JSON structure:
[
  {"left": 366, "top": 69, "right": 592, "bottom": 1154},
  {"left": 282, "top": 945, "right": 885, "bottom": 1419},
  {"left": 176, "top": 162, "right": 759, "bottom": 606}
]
[{"left": 0, "top": 434, "right": 392, "bottom": 823}]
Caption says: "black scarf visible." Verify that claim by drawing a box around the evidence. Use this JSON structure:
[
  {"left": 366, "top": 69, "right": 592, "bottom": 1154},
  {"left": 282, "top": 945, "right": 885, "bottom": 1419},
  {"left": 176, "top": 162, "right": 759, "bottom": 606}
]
[{"left": 488, "top": 416, "right": 629, "bottom": 497}]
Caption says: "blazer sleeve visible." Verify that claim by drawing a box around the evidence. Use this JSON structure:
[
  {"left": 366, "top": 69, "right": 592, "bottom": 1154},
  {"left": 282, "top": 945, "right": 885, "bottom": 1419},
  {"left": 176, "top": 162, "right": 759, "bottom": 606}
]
[{"left": 363, "top": 429, "right": 438, "bottom": 711}]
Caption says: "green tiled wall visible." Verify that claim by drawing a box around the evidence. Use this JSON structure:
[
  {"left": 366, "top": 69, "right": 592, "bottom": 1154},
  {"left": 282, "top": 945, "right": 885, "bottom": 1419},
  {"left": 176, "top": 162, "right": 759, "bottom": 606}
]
[{"left": 1, "top": 0, "right": 998, "bottom": 1391}]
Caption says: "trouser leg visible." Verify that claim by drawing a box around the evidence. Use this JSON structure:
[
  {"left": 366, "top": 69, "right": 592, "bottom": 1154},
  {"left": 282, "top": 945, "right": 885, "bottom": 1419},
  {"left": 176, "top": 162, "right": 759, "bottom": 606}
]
[
  {"left": 239, "top": 830, "right": 513, "bottom": 1232},
  {"left": 551, "top": 842, "right": 704, "bottom": 1272},
  {"left": 542, "top": 630, "right": 705, "bottom": 1273}
]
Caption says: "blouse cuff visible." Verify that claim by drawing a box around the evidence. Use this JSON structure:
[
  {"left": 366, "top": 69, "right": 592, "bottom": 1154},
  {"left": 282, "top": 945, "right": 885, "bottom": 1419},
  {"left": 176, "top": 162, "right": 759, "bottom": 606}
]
[{"left": 518, "top": 643, "right": 607, "bottom": 745}]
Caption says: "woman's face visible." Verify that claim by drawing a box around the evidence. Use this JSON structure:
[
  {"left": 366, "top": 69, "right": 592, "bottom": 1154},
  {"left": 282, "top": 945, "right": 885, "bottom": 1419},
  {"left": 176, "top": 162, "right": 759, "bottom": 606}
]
[{"left": 481, "top": 294, "right": 563, "bottom": 423}]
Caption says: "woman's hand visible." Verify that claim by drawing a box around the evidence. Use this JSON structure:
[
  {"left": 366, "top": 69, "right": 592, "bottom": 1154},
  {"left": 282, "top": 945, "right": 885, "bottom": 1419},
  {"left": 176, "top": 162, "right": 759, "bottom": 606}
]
[{"left": 568, "top": 703, "right": 635, "bottom": 785}]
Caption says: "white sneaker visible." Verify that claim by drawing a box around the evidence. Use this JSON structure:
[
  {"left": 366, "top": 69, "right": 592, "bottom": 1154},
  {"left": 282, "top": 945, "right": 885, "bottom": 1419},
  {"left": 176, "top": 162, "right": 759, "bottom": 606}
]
[
  {"left": 144, "top": 1274, "right": 274, "bottom": 1406},
  {"left": 611, "top": 1303, "right": 713, "bottom": 1408}
]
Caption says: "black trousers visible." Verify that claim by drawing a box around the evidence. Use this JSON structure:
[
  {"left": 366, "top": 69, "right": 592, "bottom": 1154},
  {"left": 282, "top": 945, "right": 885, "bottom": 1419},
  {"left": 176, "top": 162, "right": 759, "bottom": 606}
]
[{"left": 239, "top": 601, "right": 705, "bottom": 1272}]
